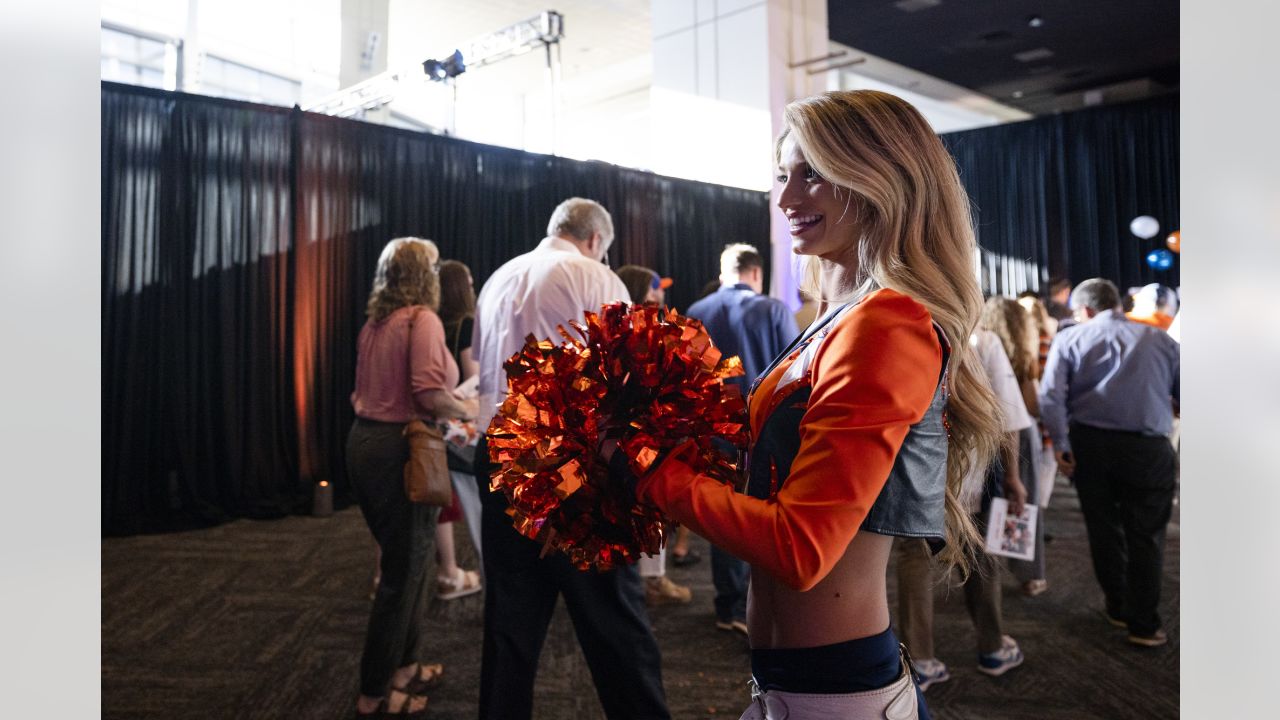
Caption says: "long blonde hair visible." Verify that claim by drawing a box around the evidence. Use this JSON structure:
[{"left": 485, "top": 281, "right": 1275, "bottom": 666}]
[
  {"left": 777, "top": 90, "right": 1002, "bottom": 570},
  {"left": 981, "top": 296, "right": 1037, "bottom": 384},
  {"left": 365, "top": 237, "right": 441, "bottom": 321},
  {"left": 1017, "top": 294, "right": 1056, "bottom": 346}
]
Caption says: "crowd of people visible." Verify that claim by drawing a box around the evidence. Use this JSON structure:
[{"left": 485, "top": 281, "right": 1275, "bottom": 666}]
[{"left": 340, "top": 89, "right": 1180, "bottom": 719}]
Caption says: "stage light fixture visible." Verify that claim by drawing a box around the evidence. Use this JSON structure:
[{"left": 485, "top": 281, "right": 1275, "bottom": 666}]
[
  {"left": 423, "top": 59, "right": 447, "bottom": 80},
  {"left": 423, "top": 49, "right": 466, "bottom": 82},
  {"left": 442, "top": 49, "right": 465, "bottom": 78}
]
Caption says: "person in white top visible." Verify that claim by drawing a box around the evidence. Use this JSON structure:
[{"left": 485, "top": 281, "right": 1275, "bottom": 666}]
[
  {"left": 470, "top": 198, "right": 671, "bottom": 720},
  {"left": 895, "top": 328, "right": 1032, "bottom": 690},
  {"left": 962, "top": 329, "right": 1034, "bottom": 512}
]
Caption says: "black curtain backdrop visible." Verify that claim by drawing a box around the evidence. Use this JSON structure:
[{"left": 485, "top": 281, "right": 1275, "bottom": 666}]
[
  {"left": 103, "top": 89, "right": 300, "bottom": 534},
  {"left": 102, "top": 82, "right": 769, "bottom": 535},
  {"left": 942, "top": 94, "right": 1180, "bottom": 295}
]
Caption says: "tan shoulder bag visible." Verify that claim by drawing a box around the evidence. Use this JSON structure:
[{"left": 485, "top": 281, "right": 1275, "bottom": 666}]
[{"left": 402, "top": 308, "right": 453, "bottom": 506}]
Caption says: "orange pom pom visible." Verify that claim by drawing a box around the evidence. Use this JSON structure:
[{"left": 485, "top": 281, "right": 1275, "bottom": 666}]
[{"left": 486, "top": 303, "right": 748, "bottom": 570}]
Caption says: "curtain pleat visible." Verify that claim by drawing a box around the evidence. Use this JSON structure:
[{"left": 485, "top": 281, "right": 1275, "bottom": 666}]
[
  {"left": 102, "top": 82, "right": 769, "bottom": 535},
  {"left": 942, "top": 95, "right": 1179, "bottom": 295}
]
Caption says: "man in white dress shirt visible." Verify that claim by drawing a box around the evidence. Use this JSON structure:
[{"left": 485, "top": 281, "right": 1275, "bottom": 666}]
[{"left": 471, "top": 198, "right": 671, "bottom": 720}]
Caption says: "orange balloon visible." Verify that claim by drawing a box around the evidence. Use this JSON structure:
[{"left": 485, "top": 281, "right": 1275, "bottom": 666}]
[{"left": 1166, "top": 230, "right": 1180, "bottom": 254}]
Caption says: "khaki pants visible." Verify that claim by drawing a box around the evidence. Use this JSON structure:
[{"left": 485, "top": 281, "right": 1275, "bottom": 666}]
[{"left": 896, "top": 535, "right": 1006, "bottom": 657}]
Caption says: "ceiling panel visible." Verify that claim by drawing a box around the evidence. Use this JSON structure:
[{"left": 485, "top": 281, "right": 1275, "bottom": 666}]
[{"left": 826, "top": 0, "right": 1178, "bottom": 114}]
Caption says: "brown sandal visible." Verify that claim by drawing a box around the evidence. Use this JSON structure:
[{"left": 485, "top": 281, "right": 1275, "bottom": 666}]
[
  {"left": 354, "top": 687, "right": 429, "bottom": 719},
  {"left": 406, "top": 662, "right": 444, "bottom": 693}
]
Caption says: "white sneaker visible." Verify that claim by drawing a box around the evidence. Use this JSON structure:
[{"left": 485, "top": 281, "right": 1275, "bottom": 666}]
[
  {"left": 912, "top": 657, "right": 950, "bottom": 691},
  {"left": 977, "top": 635, "right": 1024, "bottom": 677}
]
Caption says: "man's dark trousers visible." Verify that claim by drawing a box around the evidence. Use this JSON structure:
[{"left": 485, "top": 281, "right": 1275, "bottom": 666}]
[
  {"left": 473, "top": 436, "right": 671, "bottom": 720},
  {"left": 1069, "top": 423, "right": 1178, "bottom": 637}
]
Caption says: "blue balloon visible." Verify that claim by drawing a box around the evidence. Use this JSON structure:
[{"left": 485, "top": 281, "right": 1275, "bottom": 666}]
[{"left": 1146, "top": 248, "right": 1174, "bottom": 271}]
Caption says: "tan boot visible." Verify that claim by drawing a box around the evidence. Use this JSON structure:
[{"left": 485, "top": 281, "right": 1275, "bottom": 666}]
[{"left": 645, "top": 576, "right": 692, "bottom": 606}]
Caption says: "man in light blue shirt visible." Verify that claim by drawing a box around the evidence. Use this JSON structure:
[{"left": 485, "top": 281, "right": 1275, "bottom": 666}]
[{"left": 1039, "top": 278, "right": 1179, "bottom": 648}]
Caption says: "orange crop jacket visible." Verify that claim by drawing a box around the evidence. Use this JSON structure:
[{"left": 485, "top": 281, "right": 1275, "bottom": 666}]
[{"left": 637, "top": 288, "right": 947, "bottom": 592}]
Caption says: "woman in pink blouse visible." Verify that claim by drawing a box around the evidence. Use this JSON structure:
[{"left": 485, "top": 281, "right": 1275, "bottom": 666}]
[{"left": 347, "top": 238, "right": 478, "bottom": 718}]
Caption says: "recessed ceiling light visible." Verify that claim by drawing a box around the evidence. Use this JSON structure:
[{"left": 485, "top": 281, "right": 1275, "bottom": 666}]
[
  {"left": 1013, "top": 91, "right": 1024, "bottom": 98},
  {"left": 1028, "top": 15, "right": 1044, "bottom": 28},
  {"left": 1014, "top": 47, "right": 1055, "bottom": 63}
]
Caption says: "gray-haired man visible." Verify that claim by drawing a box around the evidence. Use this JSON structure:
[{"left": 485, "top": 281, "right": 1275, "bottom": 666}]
[
  {"left": 471, "top": 198, "right": 671, "bottom": 720},
  {"left": 1039, "top": 278, "right": 1180, "bottom": 647}
]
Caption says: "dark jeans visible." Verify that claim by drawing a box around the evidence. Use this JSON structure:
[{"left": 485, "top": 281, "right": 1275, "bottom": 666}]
[
  {"left": 711, "top": 545, "right": 749, "bottom": 623},
  {"left": 708, "top": 437, "right": 749, "bottom": 623},
  {"left": 1070, "top": 423, "right": 1177, "bottom": 636},
  {"left": 473, "top": 436, "right": 671, "bottom": 720},
  {"left": 346, "top": 418, "right": 441, "bottom": 697}
]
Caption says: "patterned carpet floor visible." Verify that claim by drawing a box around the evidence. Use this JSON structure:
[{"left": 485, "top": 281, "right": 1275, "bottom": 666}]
[{"left": 103, "top": 477, "right": 1178, "bottom": 719}]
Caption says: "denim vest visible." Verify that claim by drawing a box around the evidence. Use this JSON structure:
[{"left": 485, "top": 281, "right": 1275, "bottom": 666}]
[{"left": 746, "top": 303, "right": 950, "bottom": 544}]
